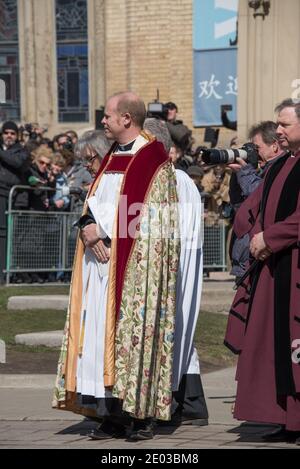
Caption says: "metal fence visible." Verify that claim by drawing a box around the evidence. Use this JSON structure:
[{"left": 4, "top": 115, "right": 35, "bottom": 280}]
[
  {"left": 4, "top": 185, "right": 227, "bottom": 284},
  {"left": 203, "top": 223, "right": 227, "bottom": 270}
]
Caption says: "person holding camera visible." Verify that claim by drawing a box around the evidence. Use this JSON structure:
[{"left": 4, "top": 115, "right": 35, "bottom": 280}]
[
  {"left": 26, "top": 146, "right": 56, "bottom": 211},
  {"left": 225, "top": 99, "right": 300, "bottom": 444},
  {"left": 165, "top": 101, "right": 193, "bottom": 156},
  {"left": 228, "top": 121, "right": 288, "bottom": 282}
]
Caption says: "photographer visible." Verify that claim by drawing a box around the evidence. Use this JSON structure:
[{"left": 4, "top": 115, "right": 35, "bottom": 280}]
[
  {"left": 228, "top": 121, "right": 288, "bottom": 281},
  {"left": 26, "top": 146, "right": 56, "bottom": 211},
  {"left": 230, "top": 121, "right": 287, "bottom": 197},
  {"left": 165, "top": 102, "right": 193, "bottom": 154},
  {"left": 20, "top": 123, "right": 46, "bottom": 147}
]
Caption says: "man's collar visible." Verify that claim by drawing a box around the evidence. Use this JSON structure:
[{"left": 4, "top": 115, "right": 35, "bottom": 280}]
[{"left": 116, "top": 139, "right": 136, "bottom": 152}]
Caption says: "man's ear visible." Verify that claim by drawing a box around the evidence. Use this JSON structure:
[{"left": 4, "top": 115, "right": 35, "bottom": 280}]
[{"left": 123, "top": 112, "right": 131, "bottom": 128}]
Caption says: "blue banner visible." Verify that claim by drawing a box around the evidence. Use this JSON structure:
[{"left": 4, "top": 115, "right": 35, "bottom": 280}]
[
  {"left": 193, "top": 48, "right": 237, "bottom": 127},
  {"left": 193, "top": 0, "right": 238, "bottom": 50}
]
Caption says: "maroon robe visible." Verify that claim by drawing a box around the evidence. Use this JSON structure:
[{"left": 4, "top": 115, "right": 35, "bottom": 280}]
[{"left": 225, "top": 153, "right": 300, "bottom": 431}]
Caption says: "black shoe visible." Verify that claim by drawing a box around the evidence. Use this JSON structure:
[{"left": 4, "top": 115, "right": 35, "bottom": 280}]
[
  {"left": 296, "top": 436, "right": 300, "bottom": 446},
  {"left": 88, "top": 420, "right": 126, "bottom": 440},
  {"left": 261, "top": 426, "right": 300, "bottom": 442},
  {"left": 128, "top": 418, "right": 154, "bottom": 441}
]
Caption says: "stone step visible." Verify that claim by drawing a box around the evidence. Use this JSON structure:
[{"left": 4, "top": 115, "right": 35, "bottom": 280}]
[
  {"left": 203, "top": 280, "right": 235, "bottom": 289},
  {"left": 8, "top": 295, "right": 68, "bottom": 311},
  {"left": 200, "top": 302, "right": 231, "bottom": 314},
  {"left": 0, "top": 374, "right": 56, "bottom": 389},
  {"left": 15, "top": 331, "right": 63, "bottom": 347},
  {"left": 8, "top": 283, "right": 235, "bottom": 311},
  {"left": 202, "top": 290, "right": 235, "bottom": 300}
]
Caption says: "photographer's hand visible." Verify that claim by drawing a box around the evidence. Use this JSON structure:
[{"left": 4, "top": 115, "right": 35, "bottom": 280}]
[{"left": 228, "top": 157, "right": 247, "bottom": 172}]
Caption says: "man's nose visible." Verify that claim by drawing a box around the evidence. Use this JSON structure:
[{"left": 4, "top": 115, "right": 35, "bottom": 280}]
[{"left": 276, "top": 124, "right": 284, "bottom": 133}]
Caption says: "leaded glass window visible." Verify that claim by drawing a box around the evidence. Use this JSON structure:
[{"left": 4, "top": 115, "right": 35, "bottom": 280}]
[
  {"left": 55, "top": 0, "right": 89, "bottom": 122},
  {"left": 0, "top": 0, "right": 20, "bottom": 121}
]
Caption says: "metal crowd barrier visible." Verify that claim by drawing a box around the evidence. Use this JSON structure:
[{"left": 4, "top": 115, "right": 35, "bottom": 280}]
[
  {"left": 202, "top": 223, "right": 227, "bottom": 270},
  {"left": 4, "top": 185, "right": 227, "bottom": 285},
  {"left": 5, "top": 185, "right": 80, "bottom": 285}
]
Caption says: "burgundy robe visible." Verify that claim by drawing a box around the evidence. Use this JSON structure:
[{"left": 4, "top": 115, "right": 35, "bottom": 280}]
[{"left": 225, "top": 153, "right": 300, "bottom": 431}]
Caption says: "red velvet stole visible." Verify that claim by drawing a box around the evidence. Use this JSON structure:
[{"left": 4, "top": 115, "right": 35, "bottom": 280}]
[
  {"left": 115, "top": 140, "right": 169, "bottom": 318},
  {"left": 105, "top": 155, "right": 134, "bottom": 173},
  {"left": 91, "top": 139, "right": 169, "bottom": 318}
]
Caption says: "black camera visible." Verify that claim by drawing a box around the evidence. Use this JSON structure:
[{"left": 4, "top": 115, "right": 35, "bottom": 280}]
[
  {"left": 201, "top": 142, "right": 259, "bottom": 168},
  {"left": 61, "top": 136, "right": 74, "bottom": 152},
  {"left": 19, "top": 123, "right": 38, "bottom": 140},
  {"left": 147, "top": 100, "right": 168, "bottom": 120}
]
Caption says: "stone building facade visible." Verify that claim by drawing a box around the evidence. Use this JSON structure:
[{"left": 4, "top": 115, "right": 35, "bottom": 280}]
[{"left": 2, "top": 0, "right": 300, "bottom": 144}]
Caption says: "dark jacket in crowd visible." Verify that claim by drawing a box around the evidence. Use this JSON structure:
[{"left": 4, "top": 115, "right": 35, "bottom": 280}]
[
  {"left": 26, "top": 163, "right": 56, "bottom": 211},
  {"left": 0, "top": 141, "right": 30, "bottom": 208}
]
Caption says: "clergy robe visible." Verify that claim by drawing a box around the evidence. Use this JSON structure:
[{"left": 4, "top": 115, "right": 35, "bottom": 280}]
[
  {"left": 225, "top": 153, "right": 300, "bottom": 431},
  {"left": 53, "top": 134, "right": 180, "bottom": 421}
]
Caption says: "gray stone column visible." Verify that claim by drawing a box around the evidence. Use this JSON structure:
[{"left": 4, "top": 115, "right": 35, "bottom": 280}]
[
  {"left": 88, "top": 0, "right": 106, "bottom": 125},
  {"left": 18, "top": 0, "right": 57, "bottom": 128},
  {"left": 238, "top": 0, "right": 300, "bottom": 141}
]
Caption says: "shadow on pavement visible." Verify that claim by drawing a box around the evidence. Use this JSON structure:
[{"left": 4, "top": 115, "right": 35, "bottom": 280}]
[
  {"left": 56, "top": 419, "right": 97, "bottom": 436},
  {"left": 228, "top": 422, "right": 281, "bottom": 443}
]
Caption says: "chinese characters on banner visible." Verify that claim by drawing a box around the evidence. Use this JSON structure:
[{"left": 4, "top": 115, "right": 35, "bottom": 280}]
[{"left": 193, "top": 0, "right": 238, "bottom": 126}]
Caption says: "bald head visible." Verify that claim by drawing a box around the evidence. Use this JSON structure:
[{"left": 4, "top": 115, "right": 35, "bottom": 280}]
[
  {"left": 112, "top": 91, "right": 146, "bottom": 128},
  {"left": 101, "top": 91, "right": 146, "bottom": 144}
]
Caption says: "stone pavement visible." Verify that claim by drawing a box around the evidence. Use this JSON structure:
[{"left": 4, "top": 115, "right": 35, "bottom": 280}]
[{"left": 0, "top": 367, "right": 298, "bottom": 449}]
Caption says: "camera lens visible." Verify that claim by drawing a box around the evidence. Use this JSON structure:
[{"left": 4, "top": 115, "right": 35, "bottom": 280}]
[{"left": 202, "top": 149, "right": 230, "bottom": 165}]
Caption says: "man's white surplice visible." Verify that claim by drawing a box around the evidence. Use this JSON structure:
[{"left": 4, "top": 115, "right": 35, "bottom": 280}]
[{"left": 172, "top": 169, "right": 203, "bottom": 391}]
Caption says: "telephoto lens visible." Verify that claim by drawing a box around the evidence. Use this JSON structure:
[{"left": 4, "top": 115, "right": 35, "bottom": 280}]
[{"left": 201, "top": 142, "right": 258, "bottom": 167}]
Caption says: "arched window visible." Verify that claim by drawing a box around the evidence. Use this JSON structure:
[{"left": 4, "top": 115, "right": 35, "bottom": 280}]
[
  {"left": 0, "top": 0, "right": 20, "bottom": 121},
  {"left": 55, "top": 0, "right": 89, "bottom": 123}
]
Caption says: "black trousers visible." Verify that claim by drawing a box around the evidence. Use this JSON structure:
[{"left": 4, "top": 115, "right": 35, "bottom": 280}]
[{"left": 172, "top": 373, "right": 209, "bottom": 419}]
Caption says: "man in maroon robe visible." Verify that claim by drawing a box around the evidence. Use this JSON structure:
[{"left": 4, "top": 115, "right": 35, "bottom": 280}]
[{"left": 225, "top": 98, "right": 300, "bottom": 444}]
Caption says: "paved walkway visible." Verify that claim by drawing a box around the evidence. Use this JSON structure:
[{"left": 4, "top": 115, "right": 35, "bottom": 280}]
[{"left": 0, "top": 368, "right": 297, "bottom": 449}]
